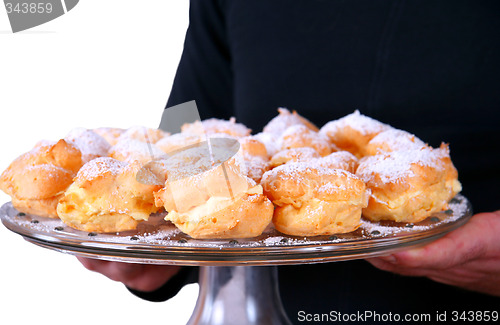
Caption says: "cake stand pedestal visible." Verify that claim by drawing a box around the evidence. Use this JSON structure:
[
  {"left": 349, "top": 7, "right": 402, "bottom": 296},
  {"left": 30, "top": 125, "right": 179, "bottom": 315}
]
[
  {"left": 187, "top": 266, "right": 291, "bottom": 325},
  {"left": 0, "top": 195, "right": 472, "bottom": 325}
]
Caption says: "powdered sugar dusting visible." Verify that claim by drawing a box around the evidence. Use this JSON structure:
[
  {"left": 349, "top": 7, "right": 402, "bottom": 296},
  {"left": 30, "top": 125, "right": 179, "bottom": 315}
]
[
  {"left": 263, "top": 107, "right": 316, "bottom": 136},
  {"left": 76, "top": 157, "right": 127, "bottom": 180},
  {"left": 356, "top": 147, "right": 445, "bottom": 184},
  {"left": 118, "top": 126, "right": 168, "bottom": 144},
  {"left": 253, "top": 132, "right": 281, "bottom": 156},
  {"left": 264, "top": 161, "right": 354, "bottom": 181},
  {"left": 280, "top": 124, "right": 331, "bottom": 154},
  {"left": 367, "top": 129, "right": 426, "bottom": 153},
  {"left": 320, "top": 110, "right": 390, "bottom": 136},
  {"left": 34, "top": 139, "right": 57, "bottom": 148},
  {"left": 181, "top": 118, "right": 251, "bottom": 137},
  {"left": 155, "top": 133, "right": 202, "bottom": 154},
  {"left": 270, "top": 147, "right": 320, "bottom": 166},
  {"left": 236, "top": 154, "right": 269, "bottom": 182},
  {"left": 262, "top": 161, "right": 362, "bottom": 198},
  {"left": 110, "top": 139, "right": 166, "bottom": 163},
  {"left": 318, "top": 181, "right": 347, "bottom": 193},
  {"left": 65, "top": 128, "right": 111, "bottom": 163},
  {"left": 309, "top": 151, "right": 358, "bottom": 172}
]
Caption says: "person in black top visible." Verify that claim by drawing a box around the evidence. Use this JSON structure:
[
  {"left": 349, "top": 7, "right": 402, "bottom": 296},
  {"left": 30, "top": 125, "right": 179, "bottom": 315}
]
[{"left": 78, "top": 0, "right": 500, "bottom": 322}]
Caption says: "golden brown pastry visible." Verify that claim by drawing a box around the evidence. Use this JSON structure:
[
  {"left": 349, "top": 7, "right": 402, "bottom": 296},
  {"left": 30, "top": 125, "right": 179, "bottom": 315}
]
[
  {"left": 57, "top": 157, "right": 162, "bottom": 232},
  {"left": 181, "top": 117, "right": 251, "bottom": 138},
  {"left": 263, "top": 108, "right": 319, "bottom": 135},
  {"left": 152, "top": 139, "right": 235, "bottom": 183},
  {"left": 0, "top": 109, "right": 465, "bottom": 240},
  {"left": 117, "top": 126, "right": 169, "bottom": 144},
  {"left": 279, "top": 125, "right": 333, "bottom": 156},
  {"left": 234, "top": 136, "right": 270, "bottom": 183},
  {"left": 356, "top": 144, "right": 462, "bottom": 223},
  {"left": 270, "top": 149, "right": 357, "bottom": 172},
  {"left": 364, "top": 128, "right": 427, "bottom": 156},
  {"left": 252, "top": 132, "right": 281, "bottom": 157},
  {"left": 261, "top": 162, "right": 369, "bottom": 236},
  {"left": 109, "top": 139, "right": 167, "bottom": 164},
  {"left": 269, "top": 147, "right": 321, "bottom": 168},
  {"left": 154, "top": 150, "right": 273, "bottom": 239},
  {"left": 93, "top": 127, "right": 126, "bottom": 146},
  {"left": 238, "top": 136, "right": 268, "bottom": 159},
  {"left": 65, "top": 128, "right": 111, "bottom": 163},
  {"left": 155, "top": 133, "right": 203, "bottom": 154},
  {"left": 320, "top": 110, "right": 391, "bottom": 157},
  {"left": 0, "top": 139, "right": 84, "bottom": 218},
  {"left": 309, "top": 151, "right": 358, "bottom": 173}
]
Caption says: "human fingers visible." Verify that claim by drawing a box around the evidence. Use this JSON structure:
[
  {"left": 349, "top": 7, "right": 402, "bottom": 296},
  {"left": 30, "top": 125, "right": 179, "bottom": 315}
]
[
  {"left": 365, "top": 257, "right": 432, "bottom": 277},
  {"left": 76, "top": 257, "right": 181, "bottom": 292},
  {"left": 77, "top": 257, "right": 144, "bottom": 282},
  {"left": 121, "top": 263, "right": 181, "bottom": 292},
  {"left": 370, "top": 211, "right": 500, "bottom": 270}
]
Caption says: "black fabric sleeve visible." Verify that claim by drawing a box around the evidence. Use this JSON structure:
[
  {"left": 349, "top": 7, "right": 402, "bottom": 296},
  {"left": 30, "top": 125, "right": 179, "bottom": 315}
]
[
  {"left": 127, "top": 267, "right": 199, "bottom": 303},
  {"left": 166, "top": 0, "right": 234, "bottom": 120}
]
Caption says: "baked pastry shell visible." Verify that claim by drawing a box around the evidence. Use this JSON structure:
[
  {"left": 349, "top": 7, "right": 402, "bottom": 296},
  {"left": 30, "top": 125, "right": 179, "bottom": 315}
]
[{"left": 166, "top": 193, "right": 274, "bottom": 239}]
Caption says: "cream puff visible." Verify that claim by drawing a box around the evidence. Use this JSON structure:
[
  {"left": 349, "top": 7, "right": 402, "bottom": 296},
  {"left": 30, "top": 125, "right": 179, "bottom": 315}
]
[
  {"left": 93, "top": 127, "right": 126, "bottom": 146},
  {"left": 320, "top": 110, "right": 391, "bottom": 157},
  {"left": 356, "top": 144, "right": 462, "bottom": 223},
  {"left": 154, "top": 149, "right": 273, "bottom": 239},
  {"left": 363, "top": 128, "right": 427, "bottom": 156},
  {"left": 109, "top": 139, "right": 166, "bottom": 164},
  {"left": 65, "top": 128, "right": 110, "bottom": 163},
  {"left": 57, "top": 157, "right": 162, "bottom": 232},
  {"left": 0, "top": 139, "right": 84, "bottom": 218},
  {"left": 280, "top": 124, "right": 333, "bottom": 156},
  {"left": 263, "top": 108, "right": 319, "bottom": 135},
  {"left": 261, "top": 162, "right": 369, "bottom": 236},
  {"left": 269, "top": 147, "right": 321, "bottom": 168},
  {"left": 117, "top": 126, "right": 169, "bottom": 144},
  {"left": 181, "top": 117, "right": 251, "bottom": 138}
]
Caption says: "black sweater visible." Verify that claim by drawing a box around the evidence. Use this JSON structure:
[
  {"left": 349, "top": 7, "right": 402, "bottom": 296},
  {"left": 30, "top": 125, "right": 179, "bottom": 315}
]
[{"left": 131, "top": 0, "right": 500, "bottom": 322}]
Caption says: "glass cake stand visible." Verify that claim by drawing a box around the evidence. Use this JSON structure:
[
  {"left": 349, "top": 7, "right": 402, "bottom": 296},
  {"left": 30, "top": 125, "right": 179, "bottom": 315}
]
[{"left": 0, "top": 195, "right": 472, "bottom": 325}]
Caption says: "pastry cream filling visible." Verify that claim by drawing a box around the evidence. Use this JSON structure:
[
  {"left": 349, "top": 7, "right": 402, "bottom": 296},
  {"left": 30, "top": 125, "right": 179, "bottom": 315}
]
[
  {"left": 60, "top": 186, "right": 151, "bottom": 221},
  {"left": 166, "top": 184, "right": 262, "bottom": 223},
  {"left": 451, "top": 179, "right": 462, "bottom": 193},
  {"left": 371, "top": 189, "right": 435, "bottom": 210}
]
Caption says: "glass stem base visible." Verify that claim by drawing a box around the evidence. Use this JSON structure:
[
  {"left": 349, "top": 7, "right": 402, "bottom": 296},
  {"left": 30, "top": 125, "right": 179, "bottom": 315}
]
[{"left": 186, "top": 266, "right": 292, "bottom": 325}]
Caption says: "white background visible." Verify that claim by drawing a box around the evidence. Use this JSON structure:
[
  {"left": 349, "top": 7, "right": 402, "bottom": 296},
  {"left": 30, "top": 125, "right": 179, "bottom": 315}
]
[{"left": 0, "top": 1, "right": 199, "bottom": 324}]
